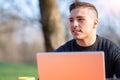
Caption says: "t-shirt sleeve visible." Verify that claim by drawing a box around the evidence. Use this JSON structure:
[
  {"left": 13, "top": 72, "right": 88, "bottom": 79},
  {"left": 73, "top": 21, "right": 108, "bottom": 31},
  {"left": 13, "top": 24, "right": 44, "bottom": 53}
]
[
  {"left": 55, "top": 45, "right": 65, "bottom": 52},
  {"left": 114, "top": 47, "right": 120, "bottom": 78},
  {"left": 55, "top": 39, "right": 74, "bottom": 52}
]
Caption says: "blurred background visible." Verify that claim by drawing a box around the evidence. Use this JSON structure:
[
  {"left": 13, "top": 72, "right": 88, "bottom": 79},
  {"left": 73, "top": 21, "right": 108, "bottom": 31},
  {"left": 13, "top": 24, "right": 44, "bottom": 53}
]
[{"left": 0, "top": 0, "right": 120, "bottom": 80}]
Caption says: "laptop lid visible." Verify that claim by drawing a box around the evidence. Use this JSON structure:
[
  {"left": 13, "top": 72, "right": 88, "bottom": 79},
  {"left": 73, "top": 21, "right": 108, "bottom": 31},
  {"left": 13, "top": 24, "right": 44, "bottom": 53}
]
[{"left": 36, "top": 52, "right": 105, "bottom": 80}]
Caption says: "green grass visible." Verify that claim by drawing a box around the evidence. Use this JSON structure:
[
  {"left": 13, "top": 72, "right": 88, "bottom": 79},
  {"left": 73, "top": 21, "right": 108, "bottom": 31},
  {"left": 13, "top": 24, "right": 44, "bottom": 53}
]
[{"left": 0, "top": 62, "right": 38, "bottom": 80}]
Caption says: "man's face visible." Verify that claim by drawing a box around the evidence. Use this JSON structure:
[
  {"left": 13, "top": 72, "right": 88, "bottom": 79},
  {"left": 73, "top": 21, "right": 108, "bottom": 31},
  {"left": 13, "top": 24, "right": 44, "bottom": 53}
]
[{"left": 69, "top": 7, "right": 98, "bottom": 40}]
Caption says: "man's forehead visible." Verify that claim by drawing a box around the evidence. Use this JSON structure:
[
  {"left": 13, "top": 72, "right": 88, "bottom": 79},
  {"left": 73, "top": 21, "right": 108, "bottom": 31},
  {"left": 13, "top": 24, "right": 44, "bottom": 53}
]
[
  {"left": 69, "top": 7, "right": 97, "bottom": 18},
  {"left": 70, "top": 7, "right": 88, "bottom": 13},
  {"left": 69, "top": 7, "right": 88, "bottom": 18}
]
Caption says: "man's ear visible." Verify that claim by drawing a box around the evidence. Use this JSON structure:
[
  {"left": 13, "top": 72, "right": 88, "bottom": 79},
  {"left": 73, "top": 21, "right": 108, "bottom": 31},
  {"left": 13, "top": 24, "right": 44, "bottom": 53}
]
[{"left": 93, "top": 18, "right": 98, "bottom": 29}]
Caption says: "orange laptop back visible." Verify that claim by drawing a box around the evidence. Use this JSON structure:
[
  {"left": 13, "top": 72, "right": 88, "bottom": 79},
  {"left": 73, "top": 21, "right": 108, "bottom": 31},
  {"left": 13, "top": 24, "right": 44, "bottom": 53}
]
[{"left": 36, "top": 52, "right": 105, "bottom": 80}]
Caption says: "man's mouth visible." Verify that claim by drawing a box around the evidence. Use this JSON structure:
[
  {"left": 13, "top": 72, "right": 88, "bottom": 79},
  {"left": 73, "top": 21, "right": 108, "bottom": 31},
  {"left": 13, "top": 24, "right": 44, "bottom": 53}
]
[
  {"left": 72, "top": 30, "right": 82, "bottom": 35},
  {"left": 73, "top": 29, "right": 82, "bottom": 33}
]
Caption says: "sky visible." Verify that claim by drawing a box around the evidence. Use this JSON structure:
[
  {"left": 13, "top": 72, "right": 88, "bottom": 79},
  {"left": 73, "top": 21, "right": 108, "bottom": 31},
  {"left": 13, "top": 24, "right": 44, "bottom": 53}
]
[
  {"left": 0, "top": 0, "right": 40, "bottom": 20},
  {"left": 98, "top": 0, "right": 120, "bottom": 15},
  {"left": 94, "top": 0, "right": 120, "bottom": 36}
]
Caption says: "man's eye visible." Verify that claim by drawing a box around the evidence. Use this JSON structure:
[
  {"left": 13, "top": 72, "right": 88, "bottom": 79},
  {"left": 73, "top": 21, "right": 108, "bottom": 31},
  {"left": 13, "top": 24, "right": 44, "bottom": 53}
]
[
  {"left": 78, "top": 18, "right": 83, "bottom": 21},
  {"left": 69, "top": 19, "right": 73, "bottom": 22}
]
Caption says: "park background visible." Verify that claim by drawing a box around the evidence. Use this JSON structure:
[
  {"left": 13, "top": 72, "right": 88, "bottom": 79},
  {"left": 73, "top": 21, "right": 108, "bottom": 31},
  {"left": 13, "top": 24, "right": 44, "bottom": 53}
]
[{"left": 0, "top": 0, "right": 120, "bottom": 80}]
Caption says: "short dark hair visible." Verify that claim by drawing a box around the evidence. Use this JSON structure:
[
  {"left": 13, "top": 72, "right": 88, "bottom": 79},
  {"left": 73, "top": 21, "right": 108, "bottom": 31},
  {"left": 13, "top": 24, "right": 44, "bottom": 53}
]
[{"left": 69, "top": 1, "right": 98, "bottom": 18}]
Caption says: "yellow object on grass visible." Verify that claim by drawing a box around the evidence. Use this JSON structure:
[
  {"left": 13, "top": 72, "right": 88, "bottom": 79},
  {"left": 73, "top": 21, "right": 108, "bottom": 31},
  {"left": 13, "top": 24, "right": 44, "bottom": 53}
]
[{"left": 18, "top": 77, "right": 35, "bottom": 80}]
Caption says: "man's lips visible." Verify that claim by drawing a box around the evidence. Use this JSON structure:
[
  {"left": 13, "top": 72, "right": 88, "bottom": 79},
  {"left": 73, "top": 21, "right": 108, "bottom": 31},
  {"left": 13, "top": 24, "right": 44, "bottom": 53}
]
[
  {"left": 72, "top": 30, "right": 82, "bottom": 35},
  {"left": 73, "top": 29, "right": 82, "bottom": 33}
]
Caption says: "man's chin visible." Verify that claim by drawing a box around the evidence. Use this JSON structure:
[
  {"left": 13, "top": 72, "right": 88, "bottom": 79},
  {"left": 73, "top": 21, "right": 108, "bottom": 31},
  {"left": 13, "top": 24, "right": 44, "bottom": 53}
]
[{"left": 73, "top": 36, "right": 83, "bottom": 40}]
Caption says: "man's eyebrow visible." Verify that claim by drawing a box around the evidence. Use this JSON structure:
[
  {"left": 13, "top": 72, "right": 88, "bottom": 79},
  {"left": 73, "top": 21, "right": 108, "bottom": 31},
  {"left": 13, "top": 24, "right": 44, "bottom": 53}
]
[
  {"left": 76, "top": 16, "right": 85, "bottom": 18},
  {"left": 69, "top": 16, "right": 85, "bottom": 19}
]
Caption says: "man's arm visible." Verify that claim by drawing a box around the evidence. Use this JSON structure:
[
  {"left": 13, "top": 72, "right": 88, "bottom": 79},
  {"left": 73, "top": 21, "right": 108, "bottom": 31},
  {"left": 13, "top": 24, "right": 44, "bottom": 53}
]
[{"left": 114, "top": 50, "right": 120, "bottom": 78}]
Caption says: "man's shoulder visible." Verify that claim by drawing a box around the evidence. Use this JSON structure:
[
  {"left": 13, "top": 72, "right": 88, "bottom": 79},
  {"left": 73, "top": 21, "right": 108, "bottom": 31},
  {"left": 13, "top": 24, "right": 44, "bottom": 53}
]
[
  {"left": 98, "top": 35, "right": 113, "bottom": 42},
  {"left": 97, "top": 35, "right": 120, "bottom": 49},
  {"left": 55, "top": 39, "right": 75, "bottom": 51}
]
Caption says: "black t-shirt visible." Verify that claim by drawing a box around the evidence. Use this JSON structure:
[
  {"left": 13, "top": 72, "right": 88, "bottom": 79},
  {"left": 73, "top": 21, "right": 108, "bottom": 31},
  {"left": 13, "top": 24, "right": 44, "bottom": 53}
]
[{"left": 56, "top": 35, "right": 120, "bottom": 78}]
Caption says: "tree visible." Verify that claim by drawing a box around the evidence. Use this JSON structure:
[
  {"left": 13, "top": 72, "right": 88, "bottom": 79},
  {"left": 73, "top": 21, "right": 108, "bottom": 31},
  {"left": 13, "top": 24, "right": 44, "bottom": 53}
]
[{"left": 39, "top": 0, "right": 65, "bottom": 51}]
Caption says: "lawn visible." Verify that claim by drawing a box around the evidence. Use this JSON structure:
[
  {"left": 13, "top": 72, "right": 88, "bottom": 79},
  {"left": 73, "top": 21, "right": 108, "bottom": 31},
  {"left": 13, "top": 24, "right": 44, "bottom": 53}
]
[{"left": 0, "top": 62, "right": 38, "bottom": 80}]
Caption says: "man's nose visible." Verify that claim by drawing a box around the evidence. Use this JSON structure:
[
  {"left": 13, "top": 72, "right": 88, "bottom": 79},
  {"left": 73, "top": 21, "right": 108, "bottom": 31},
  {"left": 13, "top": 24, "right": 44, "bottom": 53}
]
[{"left": 72, "top": 21, "right": 78, "bottom": 28}]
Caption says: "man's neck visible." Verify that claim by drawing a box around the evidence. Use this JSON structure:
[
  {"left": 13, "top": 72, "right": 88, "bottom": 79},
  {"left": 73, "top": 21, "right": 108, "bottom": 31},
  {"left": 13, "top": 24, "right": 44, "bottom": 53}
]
[{"left": 76, "top": 35, "right": 96, "bottom": 47}]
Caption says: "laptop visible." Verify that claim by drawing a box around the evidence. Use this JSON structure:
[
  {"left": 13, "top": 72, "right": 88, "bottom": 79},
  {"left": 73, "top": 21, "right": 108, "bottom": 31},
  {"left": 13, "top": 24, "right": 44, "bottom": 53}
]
[{"left": 36, "top": 52, "right": 105, "bottom": 80}]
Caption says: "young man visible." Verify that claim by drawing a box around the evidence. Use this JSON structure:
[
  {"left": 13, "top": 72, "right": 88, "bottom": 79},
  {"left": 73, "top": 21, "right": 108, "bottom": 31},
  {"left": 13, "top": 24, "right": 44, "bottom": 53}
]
[{"left": 56, "top": 1, "right": 120, "bottom": 78}]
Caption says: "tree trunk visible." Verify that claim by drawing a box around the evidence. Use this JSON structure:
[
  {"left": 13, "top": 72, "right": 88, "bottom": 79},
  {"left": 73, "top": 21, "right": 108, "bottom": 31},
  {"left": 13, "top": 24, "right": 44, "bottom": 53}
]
[{"left": 39, "top": 0, "right": 65, "bottom": 51}]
